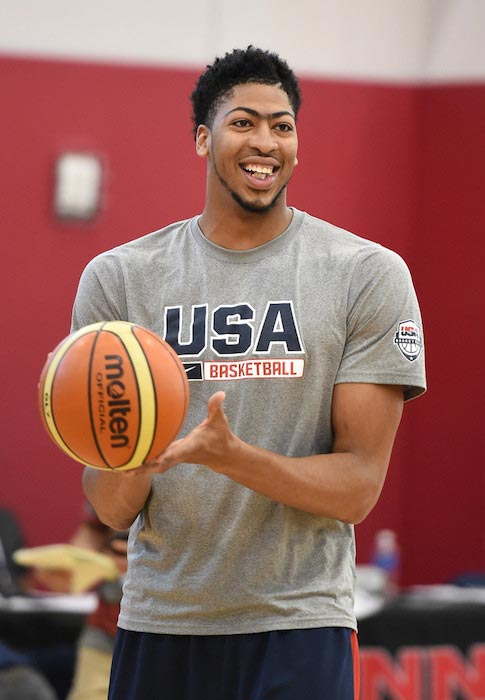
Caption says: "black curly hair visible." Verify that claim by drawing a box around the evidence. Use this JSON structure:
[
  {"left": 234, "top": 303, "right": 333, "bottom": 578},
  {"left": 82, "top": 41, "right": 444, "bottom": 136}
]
[{"left": 190, "top": 46, "right": 302, "bottom": 138}]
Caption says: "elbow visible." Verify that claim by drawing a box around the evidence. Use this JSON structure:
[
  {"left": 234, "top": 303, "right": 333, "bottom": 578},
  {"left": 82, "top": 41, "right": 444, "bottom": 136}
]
[
  {"left": 84, "top": 496, "right": 138, "bottom": 531},
  {"left": 98, "top": 510, "right": 137, "bottom": 532},
  {"left": 343, "top": 506, "right": 372, "bottom": 526},
  {"left": 313, "top": 498, "right": 377, "bottom": 525},
  {"left": 340, "top": 478, "right": 384, "bottom": 525},
  {"left": 338, "top": 507, "right": 369, "bottom": 526},
  {"left": 81, "top": 467, "right": 139, "bottom": 531},
  {"left": 344, "top": 490, "right": 378, "bottom": 524}
]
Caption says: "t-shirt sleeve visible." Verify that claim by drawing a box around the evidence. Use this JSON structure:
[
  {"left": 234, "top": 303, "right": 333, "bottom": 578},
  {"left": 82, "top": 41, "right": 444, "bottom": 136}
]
[
  {"left": 70, "top": 253, "right": 128, "bottom": 333},
  {"left": 335, "top": 246, "right": 426, "bottom": 401}
]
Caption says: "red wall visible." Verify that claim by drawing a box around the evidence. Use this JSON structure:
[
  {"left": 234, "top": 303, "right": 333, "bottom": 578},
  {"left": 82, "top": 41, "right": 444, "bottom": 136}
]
[{"left": 1, "top": 55, "right": 483, "bottom": 586}]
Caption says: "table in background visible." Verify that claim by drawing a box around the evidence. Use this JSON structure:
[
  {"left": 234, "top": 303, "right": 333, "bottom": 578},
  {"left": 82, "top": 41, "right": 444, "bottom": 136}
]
[
  {"left": 0, "top": 593, "right": 97, "bottom": 699},
  {"left": 358, "top": 585, "right": 485, "bottom": 700}
]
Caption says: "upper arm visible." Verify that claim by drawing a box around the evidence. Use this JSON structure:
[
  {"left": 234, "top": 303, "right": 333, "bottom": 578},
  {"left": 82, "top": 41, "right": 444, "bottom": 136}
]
[
  {"left": 71, "top": 256, "right": 126, "bottom": 331},
  {"left": 331, "top": 383, "right": 404, "bottom": 513}
]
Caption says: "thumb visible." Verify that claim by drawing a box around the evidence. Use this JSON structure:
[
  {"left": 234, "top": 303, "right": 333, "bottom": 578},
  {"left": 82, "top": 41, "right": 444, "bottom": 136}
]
[{"left": 207, "top": 391, "right": 226, "bottom": 420}]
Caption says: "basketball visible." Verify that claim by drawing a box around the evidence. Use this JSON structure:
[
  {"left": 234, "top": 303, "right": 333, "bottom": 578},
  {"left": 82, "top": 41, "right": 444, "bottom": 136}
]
[{"left": 38, "top": 321, "right": 190, "bottom": 470}]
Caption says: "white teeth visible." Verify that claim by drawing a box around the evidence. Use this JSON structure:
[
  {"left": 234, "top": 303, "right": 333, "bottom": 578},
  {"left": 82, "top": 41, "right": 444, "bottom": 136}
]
[{"left": 244, "top": 164, "right": 274, "bottom": 174}]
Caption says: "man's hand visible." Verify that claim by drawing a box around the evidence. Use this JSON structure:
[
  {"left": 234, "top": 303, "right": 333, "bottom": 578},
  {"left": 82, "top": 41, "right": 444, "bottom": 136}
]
[{"left": 133, "top": 391, "right": 237, "bottom": 475}]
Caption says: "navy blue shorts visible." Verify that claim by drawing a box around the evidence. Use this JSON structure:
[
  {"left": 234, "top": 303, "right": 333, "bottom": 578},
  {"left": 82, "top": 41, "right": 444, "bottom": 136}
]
[{"left": 108, "top": 627, "right": 359, "bottom": 700}]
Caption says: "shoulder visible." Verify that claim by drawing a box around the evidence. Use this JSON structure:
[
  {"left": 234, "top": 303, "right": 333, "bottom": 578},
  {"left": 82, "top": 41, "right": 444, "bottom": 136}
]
[
  {"left": 84, "top": 218, "right": 193, "bottom": 272},
  {"left": 298, "top": 210, "right": 412, "bottom": 277}
]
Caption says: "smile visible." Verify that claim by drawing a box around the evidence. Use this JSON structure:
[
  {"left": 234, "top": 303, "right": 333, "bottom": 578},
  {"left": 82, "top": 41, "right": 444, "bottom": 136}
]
[
  {"left": 242, "top": 164, "right": 275, "bottom": 180},
  {"left": 240, "top": 163, "right": 279, "bottom": 189}
]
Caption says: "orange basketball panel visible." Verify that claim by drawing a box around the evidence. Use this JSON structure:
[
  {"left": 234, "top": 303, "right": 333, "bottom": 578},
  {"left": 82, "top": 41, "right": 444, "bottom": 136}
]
[{"left": 50, "top": 332, "right": 102, "bottom": 466}]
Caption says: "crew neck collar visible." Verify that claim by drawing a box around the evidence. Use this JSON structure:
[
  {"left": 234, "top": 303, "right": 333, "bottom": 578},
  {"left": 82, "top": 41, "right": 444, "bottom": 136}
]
[{"left": 189, "top": 208, "right": 304, "bottom": 263}]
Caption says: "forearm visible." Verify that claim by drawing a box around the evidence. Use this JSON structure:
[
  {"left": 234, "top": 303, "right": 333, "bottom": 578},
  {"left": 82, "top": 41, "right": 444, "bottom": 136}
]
[
  {"left": 215, "top": 440, "right": 380, "bottom": 524},
  {"left": 147, "top": 385, "right": 402, "bottom": 524},
  {"left": 82, "top": 467, "right": 152, "bottom": 531}
]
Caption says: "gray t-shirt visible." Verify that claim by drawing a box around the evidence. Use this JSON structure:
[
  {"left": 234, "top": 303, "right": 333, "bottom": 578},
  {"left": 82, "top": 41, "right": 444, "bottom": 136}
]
[{"left": 72, "top": 208, "right": 426, "bottom": 634}]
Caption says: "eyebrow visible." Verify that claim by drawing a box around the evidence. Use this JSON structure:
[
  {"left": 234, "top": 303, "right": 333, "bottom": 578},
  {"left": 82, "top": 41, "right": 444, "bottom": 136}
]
[{"left": 224, "top": 107, "right": 295, "bottom": 120}]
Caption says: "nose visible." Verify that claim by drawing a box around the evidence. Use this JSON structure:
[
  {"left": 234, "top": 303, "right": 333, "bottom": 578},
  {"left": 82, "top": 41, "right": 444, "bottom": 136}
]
[{"left": 248, "top": 122, "right": 277, "bottom": 154}]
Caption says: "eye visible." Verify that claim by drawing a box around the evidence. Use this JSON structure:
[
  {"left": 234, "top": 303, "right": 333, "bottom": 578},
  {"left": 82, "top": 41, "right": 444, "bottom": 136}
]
[
  {"left": 231, "top": 118, "right": 252, "bottom": 128},
  {"left": 274, "top": 123, "right": 294, "bottom": 133}
]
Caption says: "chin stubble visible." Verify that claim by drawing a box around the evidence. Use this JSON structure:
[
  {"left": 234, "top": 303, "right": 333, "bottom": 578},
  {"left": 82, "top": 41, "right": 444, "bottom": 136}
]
[
  {"left": 212, "top": 150, "right": 288, "bottom": 215},
  {"left": 230, "top": 186, "right": 286, "bottom": 214}
]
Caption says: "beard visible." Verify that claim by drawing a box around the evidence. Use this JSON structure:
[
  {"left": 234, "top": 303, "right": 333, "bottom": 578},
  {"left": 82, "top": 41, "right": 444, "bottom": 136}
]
[
  {"left": 212, "top": 156, "right": 288, "bottom": 214},
  {"left": 229, "top": 186, "right": 286, "bottom": 214}
]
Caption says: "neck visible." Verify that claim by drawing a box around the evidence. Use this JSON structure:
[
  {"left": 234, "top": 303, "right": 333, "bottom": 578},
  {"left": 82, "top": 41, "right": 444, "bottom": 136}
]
[{"left": 198, "top": 198, "right": 293, "bottom": 251}]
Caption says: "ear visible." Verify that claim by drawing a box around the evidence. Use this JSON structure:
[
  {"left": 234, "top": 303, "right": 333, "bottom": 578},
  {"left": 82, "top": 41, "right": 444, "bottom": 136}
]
[
  {"left": 196, "top": 125, "right": 210, "bottom": 158},
  {"left": 294, "top": 156, "right": 299, "bottom": 166}
]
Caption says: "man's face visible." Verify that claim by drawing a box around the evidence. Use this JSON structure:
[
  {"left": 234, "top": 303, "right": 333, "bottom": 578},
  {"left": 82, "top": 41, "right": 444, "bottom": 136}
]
[{"left": 197, "top": 83, "right": 299, "bottom": 214}]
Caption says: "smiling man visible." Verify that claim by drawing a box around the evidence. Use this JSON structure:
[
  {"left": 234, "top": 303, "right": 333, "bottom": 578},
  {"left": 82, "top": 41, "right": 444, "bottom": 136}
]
[
  {"left": 199, "top": 85, "right": 298, "bottom": 219},
  {"left": 73, "top": 47, "right": 427, "bottom": 700}
]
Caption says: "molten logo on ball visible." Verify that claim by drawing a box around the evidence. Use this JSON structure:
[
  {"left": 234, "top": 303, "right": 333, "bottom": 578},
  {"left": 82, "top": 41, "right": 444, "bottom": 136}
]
[
  {"left": 38, "top": 321, "right": 190, "bottom": 470},
  {"left": 102, "top": 354, "right": 132, "bottom": 450}
]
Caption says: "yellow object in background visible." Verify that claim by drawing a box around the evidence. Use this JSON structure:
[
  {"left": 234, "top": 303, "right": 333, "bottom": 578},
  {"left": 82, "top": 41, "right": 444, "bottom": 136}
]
[{"left": 13, "top": 544, "right": 119, "bottom": 594}]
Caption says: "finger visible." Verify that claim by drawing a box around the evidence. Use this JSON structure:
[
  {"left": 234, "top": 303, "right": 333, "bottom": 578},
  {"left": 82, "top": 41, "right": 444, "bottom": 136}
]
[
  {"left": 122, "top": 461, "right": 163, "bottom": 476},
  {"left": 142, "top": 437, "right": 185, "bottom": 471},
  {"left": 207, "top": 391, "right": 226, "bottom": 419}
]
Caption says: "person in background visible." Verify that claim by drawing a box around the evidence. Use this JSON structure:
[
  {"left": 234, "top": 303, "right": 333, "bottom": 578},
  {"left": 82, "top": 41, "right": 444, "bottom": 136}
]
[
  {"left": 0, "top": 641, "right": 57, "bottom": 700},
  {"left": 0, "top": 507, "right": 58, "bottom": 700},
  {"left": 0, "top": 506, "right": 32, "bottom": 596},
  {"left": 33, "top": 503, "right": 127, "bottom": 700}
]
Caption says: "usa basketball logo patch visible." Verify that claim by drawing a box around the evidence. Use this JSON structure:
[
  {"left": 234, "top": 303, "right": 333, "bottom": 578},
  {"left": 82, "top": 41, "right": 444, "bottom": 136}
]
[{"left": 394, "top": 320, "right": 422, "bottom": 362}]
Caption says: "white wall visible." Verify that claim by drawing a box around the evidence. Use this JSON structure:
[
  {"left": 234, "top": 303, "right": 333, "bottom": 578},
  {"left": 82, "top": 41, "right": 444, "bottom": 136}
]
[{"left": 0, "top": 0, "right": 484, "bottom": 81}]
